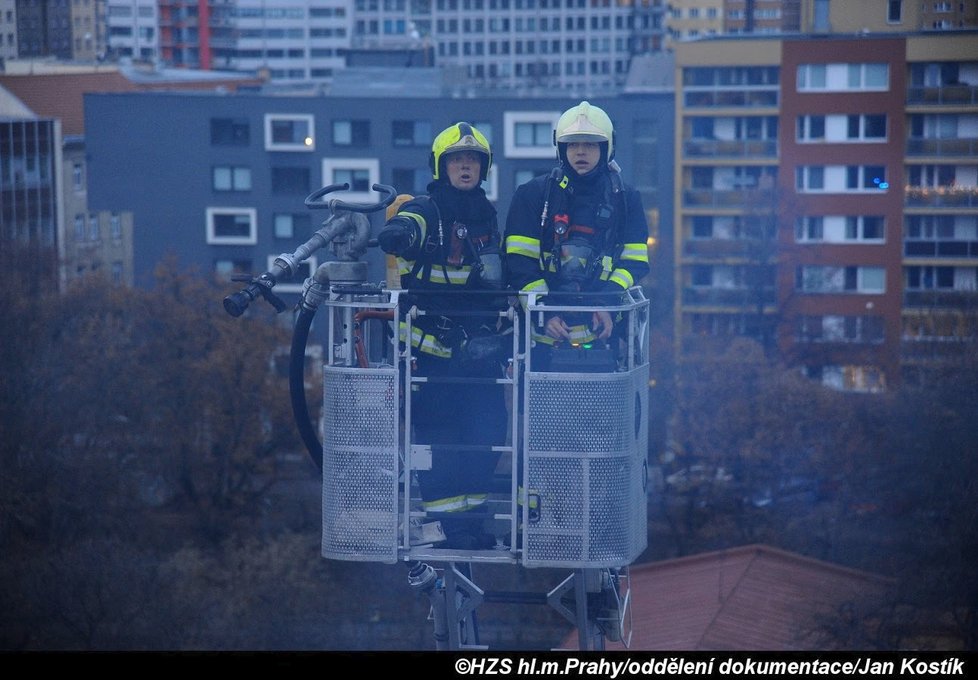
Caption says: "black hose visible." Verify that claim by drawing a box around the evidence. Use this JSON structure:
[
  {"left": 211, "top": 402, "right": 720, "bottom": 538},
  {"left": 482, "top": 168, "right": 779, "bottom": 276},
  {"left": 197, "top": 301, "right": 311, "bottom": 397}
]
[{"left": 291, "top": 305, "right": 323, "bottom": 474}]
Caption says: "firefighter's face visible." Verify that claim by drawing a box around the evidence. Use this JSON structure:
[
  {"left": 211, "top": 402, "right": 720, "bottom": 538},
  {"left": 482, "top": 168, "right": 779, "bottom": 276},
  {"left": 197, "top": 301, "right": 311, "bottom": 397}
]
[
  {"left": 566, "top": 142, "right": 601, "bottom": 175},
  {"left": 445, "top": 151, "right": 482, "bottom": 191}
]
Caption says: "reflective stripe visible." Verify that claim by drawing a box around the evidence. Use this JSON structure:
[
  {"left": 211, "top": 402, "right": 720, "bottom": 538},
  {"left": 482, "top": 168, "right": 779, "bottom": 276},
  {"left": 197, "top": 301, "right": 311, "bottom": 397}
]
[
  {"left": 422, "top": 494, "right": 488, "bottom": 513},
  {"left": 423, "top": 495, "right": 469, "bottom": 513},
  {"left": 532, "top": 323, "right": 597, "bottom": 346},
  {"left": 427, "top": 264, "right": 472, "bottom": 284},
  {"left": 505, "top": 234, "right": 541, "bottom": 259},
  {"left": 398, "top": 261, "right": 473, "bottom": 284},
  {"left": 466, "top": 494, "right": 488, "bottom": 508},
  {"left": 400, "top": 210, "right": 428, "bottom": 240},
  {"left": 399, "top": 322, "right": 453, "bottom": 358},
  {"left": 518, "top": 279, "right": 549, "bottom": 311},
  {"left": 609, "top": 268, "right": 633, "bottom": 289},
  {"left": 620, "top": 242, "right": 649, "bottom": 263},
  {"left": 517, "top": 487, "right": 539, "bottom": 509}
]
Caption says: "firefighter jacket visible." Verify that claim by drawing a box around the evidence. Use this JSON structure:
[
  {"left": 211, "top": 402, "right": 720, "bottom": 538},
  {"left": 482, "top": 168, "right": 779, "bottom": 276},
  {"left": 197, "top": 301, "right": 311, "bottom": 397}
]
[
  {"left": 379, "top": 180, "right": 505, "bottom": 362},
  {"left": 503, "top": 164, "right": 650, "bottom": 343}
]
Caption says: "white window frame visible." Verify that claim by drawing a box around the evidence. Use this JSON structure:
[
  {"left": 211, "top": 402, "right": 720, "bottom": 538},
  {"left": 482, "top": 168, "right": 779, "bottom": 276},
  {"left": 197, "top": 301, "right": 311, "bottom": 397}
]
[
  {"left": 321, "top": 158, "right": 380, "bottom": 203},
  {"left": 795, "top": 165, "right": 825, "bottom": 191},
  {"left": 267, "top": 254, "right": 317, "bottom": 293},
  {"left": 798, "top": 265, "right": 886, "bottom": 293},
  {"left": 796, "top": 165, "right": 888, "bottom": 193},
  {"left": 206, "top": 207, "right": 258, "bottom": 245},
  {"left": 797, "top": 63, "right": 889, "bottom": 92},
  {"left": 264, "top": 113, "right": 315, "bottom": 152},
  {"left": 504, "top": 111, "right": 561, "bottom": 159},
  {"left": 796, "top": 215, "right": 885, "bottom": 243}
]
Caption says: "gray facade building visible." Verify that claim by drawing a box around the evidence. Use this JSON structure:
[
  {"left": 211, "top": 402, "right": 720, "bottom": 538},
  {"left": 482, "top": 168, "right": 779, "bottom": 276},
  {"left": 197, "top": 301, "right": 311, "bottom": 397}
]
[{"left": 83, "top": 86, "right": 672, "bottom": 310}]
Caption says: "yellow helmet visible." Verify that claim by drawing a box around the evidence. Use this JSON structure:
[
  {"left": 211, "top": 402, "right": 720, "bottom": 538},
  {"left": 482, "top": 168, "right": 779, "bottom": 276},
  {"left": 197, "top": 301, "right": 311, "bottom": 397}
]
[
  {"left": 429, "top": 122, "right": 492, "bottom": 182},
  {"left": 554, "top": 100, "right": 615, "bottom": 163}
]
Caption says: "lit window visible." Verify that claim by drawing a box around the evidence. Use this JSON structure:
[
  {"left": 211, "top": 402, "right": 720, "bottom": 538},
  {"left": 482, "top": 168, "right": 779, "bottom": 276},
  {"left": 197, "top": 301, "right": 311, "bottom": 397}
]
[{"left": 264, "top": 114, "right": 315, "bottom": 151}]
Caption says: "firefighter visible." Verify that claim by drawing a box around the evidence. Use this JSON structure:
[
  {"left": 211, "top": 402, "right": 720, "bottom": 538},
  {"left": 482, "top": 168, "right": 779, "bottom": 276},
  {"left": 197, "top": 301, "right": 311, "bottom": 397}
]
[
  {"left": 504, "top": 101, "right": 650, "bottom": 366},
  {"left": 378, "top": 122, "right": 508, "bottom": 549}
]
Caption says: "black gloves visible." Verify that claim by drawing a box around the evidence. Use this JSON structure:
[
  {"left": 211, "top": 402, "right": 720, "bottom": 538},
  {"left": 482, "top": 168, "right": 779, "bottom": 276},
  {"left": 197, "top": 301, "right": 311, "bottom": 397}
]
[{"left": 377, "top": 219, "right": 416, "bottom": 256}]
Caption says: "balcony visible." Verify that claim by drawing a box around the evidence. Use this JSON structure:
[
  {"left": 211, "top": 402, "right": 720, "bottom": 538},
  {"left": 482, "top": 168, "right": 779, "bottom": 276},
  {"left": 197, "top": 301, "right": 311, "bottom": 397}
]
[
  {"left": 682, "top": 286, "right": 777, "bottom": 307},
  {"left": 683, "top": 188, "right": 777, "bottom": 209},
  {"left": 904, "top": 290, "right": 978, "bottom": 308},
  {"left": 907, "top": 84, "right": 978, "bottom": 106},
  {"left": 901, "top": 336, "right": 975, "bottom": 361},
  {"left": 684, "top": 239, "right": 772, "bottom": 258},
  {"left": 905, "top": 185, "right": 978, "bottom": 208},
  {"left": 906, "top": 138, "right": 978, "bottom": 157},
  {"left": 683, "top": 138, "right": 777, "bottom": 159},
  {"left": 683, "top": 89, "right": 779, "bottom": 109},
  {"left": 904, "top": 240, "right": 978, "bottom": 259}
]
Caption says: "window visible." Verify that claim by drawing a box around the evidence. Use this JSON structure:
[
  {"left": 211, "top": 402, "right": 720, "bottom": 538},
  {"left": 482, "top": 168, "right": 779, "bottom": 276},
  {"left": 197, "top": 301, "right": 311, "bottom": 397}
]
[
  {"left": 207, "top": 207, "right": 257, "bottom": 245},
  {"left": 264, "top": 114, "right": 315, "bottom": 151},
  {"left": 887, "top": 0, "right": 902, "bottom": 23},
  {"left": 72, "top": 162, "right": 83, "bottom": 191},
  {"left": 796, "top": 216, "right": 884, "bottom": 243},
  {"left": 514, "top": 122, "right": 550, "bottom": 147},
  {"left": 392, "top": 167, "right": 429, "bottom": 196},
  {"left": 847, "top": 114, "right": 887, "bottom": 141},
  {"left": 846, "top": 165, "right": 887, "bottom": 191},
  {"left": 795, "top": 166, "right": 824, "bottom": 191},
  {"left": 322, "top": 158, "right": 380, "bottom": 202},
  {"left": 333, "top": 119, "right": 370, "bottom": 147},
  {"left": 846, "top": 216, "right": 885, "bottom": 241},
  {"left": 211, "top": 118, "right": 250, "bottom": 146},
  {"left": 273, "top": 212, "right": 311, "bottom": 240},
  {"left": 800, "top": 114, "right": 887, "bottom": 142},
  {"left": 796, "top": 165, "right": 889, "bottom": 192},
  {"left": 74, "top": 213, "right": 85, "bottom": 241},
  {"left": 88, "top": 214, "right": 99, "bottom": 241},
  {"left": 392, "top": 120, "right": 432, "bottom": 147},
  {"left": 906, "top": 265, "right": 975, "bottom": 291},
  {"left": 907, "top": 164, "right": 958, "bottom": 188},
  {"left": 267, "top": 254, "right": 316, "bottom": 293},
  {"left": 214, "top": 258, "right": 253, "bottom": 282},
  {"left": 795, "top": 216, "right": 824, "bottom": 242},
  {"left": 808, "top": 365, "right": 886, "bottom": 393},
  {"left": 110, "top": 213, "right": 122, "bottom": 240},
  {"left": 797, "top": 63, "right": 889, "bottom": 92},
  {"left": 271, "top": 167, "right": 311, "bottom": 195},
  {"left": 213, "top": 165, "right": 252, "bottom": 192},
  {"left": 796, "top": 266, "right": 885, "bottom": 293},
  {"left": 504, "top": 111, "right": 560, "bottom": 159}
]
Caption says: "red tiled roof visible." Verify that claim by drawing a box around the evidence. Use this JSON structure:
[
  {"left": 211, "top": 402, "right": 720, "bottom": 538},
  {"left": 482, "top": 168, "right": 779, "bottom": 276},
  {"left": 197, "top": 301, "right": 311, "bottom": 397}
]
[
  {"left": 0, "top": 70, "right": 264, "bottom": 137},
  {"left": 0, "top": 72, "right": 136, "bottom": 136},
  {"left": 565, "top": 544, "right": 891, "bottom": 651}
]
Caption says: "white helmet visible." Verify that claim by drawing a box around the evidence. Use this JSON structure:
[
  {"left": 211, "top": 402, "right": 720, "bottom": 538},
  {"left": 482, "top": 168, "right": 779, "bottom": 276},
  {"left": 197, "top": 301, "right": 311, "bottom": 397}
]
[{"left": 554, "top": 100, "right": 615, "bottom": 164}]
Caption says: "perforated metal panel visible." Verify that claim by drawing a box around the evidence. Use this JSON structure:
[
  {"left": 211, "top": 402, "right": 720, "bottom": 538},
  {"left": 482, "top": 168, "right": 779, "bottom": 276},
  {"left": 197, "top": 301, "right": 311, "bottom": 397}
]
[
  {"left": 523, "top": 367, "right": 648, "bottom": 568},
  {"left": 321, "top": 367, "right": 400, "bottom": 563}
]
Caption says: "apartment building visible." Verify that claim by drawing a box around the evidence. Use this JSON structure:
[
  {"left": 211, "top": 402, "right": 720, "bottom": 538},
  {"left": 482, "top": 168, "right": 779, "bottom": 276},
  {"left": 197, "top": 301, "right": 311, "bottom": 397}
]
[
  {"left": 0, "top": 0, "right": 17, "bottom": 61},
  {"left": 0, "top": 111, "right": 63, "bottom": 274},
  {"left": 673, "top": 30, "right": 978, "bottom": 391},
  {"left": 107, "top": 0, "right": 157, "bottom": 61},
  {"left": 13, "top": 0, "right": 106, "bottom": 61},
  {"left": 99, "top": 1, "right": 667, "bottom": 91}
]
